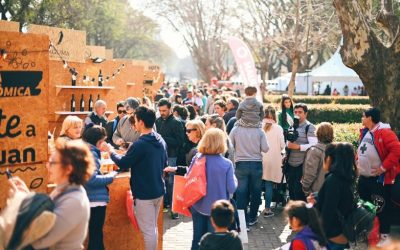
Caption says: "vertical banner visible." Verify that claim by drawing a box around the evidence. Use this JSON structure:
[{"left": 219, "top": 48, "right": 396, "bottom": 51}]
[{"left": 227, "top": 37, "right": 262, "bottom": 102}]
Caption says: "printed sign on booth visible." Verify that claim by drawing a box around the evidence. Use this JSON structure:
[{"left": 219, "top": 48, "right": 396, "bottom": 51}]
[{"left": 0, "top": 31, "right": 49, "bottom": 208}]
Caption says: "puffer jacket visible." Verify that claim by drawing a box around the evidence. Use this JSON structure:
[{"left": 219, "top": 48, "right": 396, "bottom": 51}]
[
  {"left": 359, "top": 122, "right": 400, "bottom": 185},
  {"left": 84, "top": 145, "right": 117, "bottom": 202}
]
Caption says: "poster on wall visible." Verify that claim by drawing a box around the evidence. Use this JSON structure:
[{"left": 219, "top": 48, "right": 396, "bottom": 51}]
[{"left": 0, "top": 31, "right": 49, "bottom": 208}]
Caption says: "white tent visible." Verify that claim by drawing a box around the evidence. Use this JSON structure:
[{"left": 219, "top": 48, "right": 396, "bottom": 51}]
[
  {"left": 269, "top": 48, "right": 364, "bottom": 95},
  {"left": 310, "top": 49, "right": 362, "bottom": 83}
]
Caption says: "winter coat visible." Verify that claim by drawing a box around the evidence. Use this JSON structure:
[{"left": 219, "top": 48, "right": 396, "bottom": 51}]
[
  {"left": 302, "top": 143, "right": 327, "bottom": 195},
  {"left": 262, "top": 123, "right": 285, "bottom": 183},
  {"left": 84, "top": 145, "right": 117, "bottom": 203},
  {"left": 359, "top": 122, "right": 400, "bottom": 185}
]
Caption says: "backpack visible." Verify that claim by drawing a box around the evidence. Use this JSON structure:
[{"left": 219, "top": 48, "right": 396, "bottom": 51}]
[
  {"left": 342, "top": 199, "right": 377, "bottom": 243},
  {"left": 0, "top": 188, "right": 80, "bottom": 250}
]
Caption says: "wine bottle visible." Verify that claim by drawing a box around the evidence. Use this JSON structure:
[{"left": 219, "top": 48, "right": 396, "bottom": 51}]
[
  {"left": 97, "top": 94, "right": 100, "bottom": 101},
  {"left": 79, "top": 94, "right": 85, "bottom": 112},
  {"left": 98, "top": 70, "right": 103, "bottom": 86},
  {"left": 71, "top": 94, "right": 76, "bottom": 112},
  {"left": 71, "top": 69, "right": 77, "bottom": 86},
  {"left": 88, "top": 94, "right": 93, "bottom": 112}
]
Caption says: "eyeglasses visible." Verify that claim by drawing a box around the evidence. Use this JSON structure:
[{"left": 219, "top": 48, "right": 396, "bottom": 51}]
[
  {"left": 46, "top": 161, "right": 61, "bottom": 167},
  {"left": 117, "top": 110, "right": 127, "bottom": 114},
  {"left": 186, "top": 128, "right": 197, "bottom": 133}
]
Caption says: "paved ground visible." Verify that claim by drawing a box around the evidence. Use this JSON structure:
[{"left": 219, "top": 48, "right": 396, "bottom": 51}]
[{"left": 163, "top": 201, "right": 400, "bottom": 250}]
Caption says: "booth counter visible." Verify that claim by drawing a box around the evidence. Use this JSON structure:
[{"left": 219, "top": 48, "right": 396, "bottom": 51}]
[{"left": 103, "top": 172, "right": 163, "bottom": 250}]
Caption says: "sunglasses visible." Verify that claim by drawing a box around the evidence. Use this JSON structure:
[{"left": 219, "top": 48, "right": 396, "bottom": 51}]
[
  {"left": 117, "top": 110, "right": 127, "bottom": 114},
  {"left": 186, "top": 128, "right": 197, "bottom": 133}
]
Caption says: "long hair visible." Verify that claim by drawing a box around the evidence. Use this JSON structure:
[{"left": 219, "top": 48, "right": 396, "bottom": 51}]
[
  {"left": 284, "top": 200, "right": 327, "bottom": 246},
  {"left": 325, "top": 142, "right": 357, "bottom": 183},
  {"left": 263, "top": 106, "right": 277, "bottom": 132},
  {"left": 280, "top": 94, "right": 293, "bottom": 126},
  {"left": 186, "top": 104, "right": 197, "bottom": 120}
]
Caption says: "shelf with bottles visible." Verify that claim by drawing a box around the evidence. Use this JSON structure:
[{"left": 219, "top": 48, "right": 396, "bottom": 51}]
[
  {"left": 55, "top": 85, "right": 115, "bottom": 89},
  {"left": 54, "top": 111, "right": 114, "bottom": 115},
  {"left": 60, "top": 93, "right": 108, "bottom": 114}
]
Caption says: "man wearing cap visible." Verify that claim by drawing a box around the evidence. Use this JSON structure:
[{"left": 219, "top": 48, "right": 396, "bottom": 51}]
[{"left": 112, "top": 97, "right": 140, "bottom": 148}]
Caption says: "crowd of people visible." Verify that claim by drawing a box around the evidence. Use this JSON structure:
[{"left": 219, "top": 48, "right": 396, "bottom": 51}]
[{"left": 3, "top": 81, "right": 400, "bottom": 250}]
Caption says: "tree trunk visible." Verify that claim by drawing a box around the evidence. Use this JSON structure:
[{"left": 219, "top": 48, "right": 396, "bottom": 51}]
[
  {"left": 333, "top": 0, "right": 400, "bottom": 136},
  {"left": 260, "top": 66, "right": 268, "bottom": 102},
  {"left": 288, "top": 51, "right": 300, "bottom": 97}
]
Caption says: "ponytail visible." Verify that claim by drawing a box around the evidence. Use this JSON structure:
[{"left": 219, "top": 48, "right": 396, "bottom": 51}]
[
  {"left": 306, "top": 205, "right": 327, "bottom": 246},
  {"left": 284, "top": 201, "right": 327, "bottom": 247}
]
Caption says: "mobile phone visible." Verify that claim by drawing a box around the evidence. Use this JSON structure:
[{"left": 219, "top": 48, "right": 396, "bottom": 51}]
[{"left": 5, "top": 167, "right": 12, "bottom": 179}]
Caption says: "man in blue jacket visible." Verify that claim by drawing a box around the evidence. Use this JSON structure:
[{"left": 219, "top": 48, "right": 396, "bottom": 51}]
[{"left": 107, "top": 106, "right": 167, "bottom": 250}]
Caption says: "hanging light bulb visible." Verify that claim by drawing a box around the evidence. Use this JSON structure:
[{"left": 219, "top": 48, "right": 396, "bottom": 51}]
[
  {"left": 112, "top": 74, "right": 115, "bottom": 79},
  {"left": 63, "top": 60, "right": 68, "bottom": 69},
  {"left": 122, "top": 64, "right": 125, "bottom": 68},
  {"left": 117, "top": 69, "right": 121, "bottom": 74}
]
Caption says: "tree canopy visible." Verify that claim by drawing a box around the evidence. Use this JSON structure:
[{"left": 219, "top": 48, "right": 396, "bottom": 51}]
[{"left": 0, "top": 0, "right": 176, "bottom": 65}]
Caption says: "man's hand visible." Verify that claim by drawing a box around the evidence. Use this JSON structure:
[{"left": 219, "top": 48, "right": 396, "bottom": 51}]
[
  {"left": 116, "top": 139, "right": 125, "bottom": 146},
  {"left": 101, "top": 143, "right": 115, "bottom": 154},
  {"left": 287, "top": 142, "right": 300, "bottom": 150},
  {"left": 372, "top": 166, "right": 386, "bottom": 176},
  {"left": 164, "top": 166, "right": 177, "bottom": 173}
]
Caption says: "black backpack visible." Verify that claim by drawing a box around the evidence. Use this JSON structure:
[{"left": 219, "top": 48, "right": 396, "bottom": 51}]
[{"left": 342, "top": 199, "right": 377, "bottom": 243}]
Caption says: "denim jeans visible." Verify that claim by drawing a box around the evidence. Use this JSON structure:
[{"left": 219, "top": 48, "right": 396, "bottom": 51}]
[
  {"left": 327, "top": 240, "right": 348, "bottom": 250},
  {"left": 235, "top": 161, "right": 263, "bottom": 225},
  {"left": 190, "top": 207, "right": 213, "bottom": 250},
  {"left": 263, "top": 180, "right": 273, "bottom": 209},
  {"left": 164, "top": 157, "right": 177, "bottom": 207}
]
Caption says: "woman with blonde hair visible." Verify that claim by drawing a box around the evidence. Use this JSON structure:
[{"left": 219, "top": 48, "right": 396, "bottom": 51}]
[
  {"left": 190, "top": 128, "right": 237, "bottom": 250},
  {"left": 8, "top": 139, "right": 95, "bottom": 249},
  {"left": 59, "top": 115, "right": 83, "bottom": 140},
  {"left": 302, "top": 122, "right": 334, "bottom": 196},
  {"left": 261, "top": 106, "right": 285, "bottom": 217}
]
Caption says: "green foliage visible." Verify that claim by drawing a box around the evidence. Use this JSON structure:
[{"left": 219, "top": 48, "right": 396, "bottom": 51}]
[
  {"left": 331, "top": 123, "right": 361, "bottom": 145},
  {"left": 265, "top": 95, "right": 371, "bottom": 105},
  {"left": 2, "top": 0, "right": 175, "bottom": 65},
  {"left": 307, "top": 104, "right": 369, "bottom": 124}
]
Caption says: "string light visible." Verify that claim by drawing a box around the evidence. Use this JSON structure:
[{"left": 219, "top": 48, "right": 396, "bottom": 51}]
[
  {"left": 49, "top": 41, "right": 128, "bottom": 83},
  {"left": 0, "top": 49, "right": 7, "bottom": 60}
]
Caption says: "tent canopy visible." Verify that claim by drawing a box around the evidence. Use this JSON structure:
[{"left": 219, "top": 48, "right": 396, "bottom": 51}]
[{"left": 310, "top": 49, "right": 362, "bottom": 83}]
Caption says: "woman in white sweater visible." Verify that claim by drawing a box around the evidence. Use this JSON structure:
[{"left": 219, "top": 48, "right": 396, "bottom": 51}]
[{"left": 261, "top": 106, "right": 285, "bottom": 217}]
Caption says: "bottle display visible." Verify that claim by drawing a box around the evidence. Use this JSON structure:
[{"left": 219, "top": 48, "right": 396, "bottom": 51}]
[
  {"left": 98, "top": 69, "right": 103, "bottom": 87},
  {"left": 70, "top": 94, "right": 76, "bottom": 112},
  {"left": 71, "top": 69, "right": 77, "bottom": 86},
  {"left": 79, "top": 94, "right": 85, "bottom": 112},
  {"left": 88, "top": 94, "right": 93, "bottom": 112}
]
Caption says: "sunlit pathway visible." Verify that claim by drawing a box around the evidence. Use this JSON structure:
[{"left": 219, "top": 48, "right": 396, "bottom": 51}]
[{"left": 162, "top": 198, "right": 375, "bottom": 250}]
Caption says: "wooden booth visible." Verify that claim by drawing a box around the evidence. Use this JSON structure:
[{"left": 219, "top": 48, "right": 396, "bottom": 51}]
[{"left": 0, "top": 21, "right": 164, "bottom": 250}]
